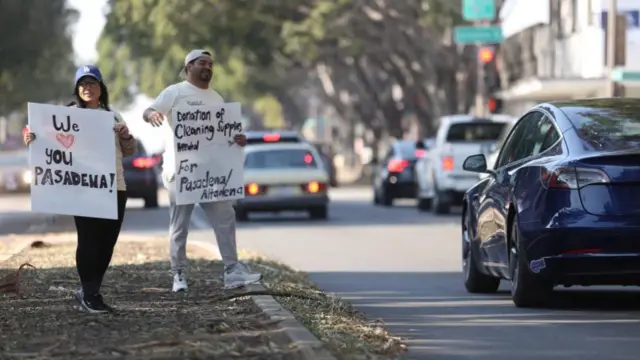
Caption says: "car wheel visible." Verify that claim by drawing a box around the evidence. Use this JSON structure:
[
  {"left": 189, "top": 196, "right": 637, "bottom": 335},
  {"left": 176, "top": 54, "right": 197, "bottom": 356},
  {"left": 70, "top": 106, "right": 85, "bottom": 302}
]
[
  {"left": 417, "top": 198, "right": 432, "bottom": 211},
  {"left": 463, "top": 206, "right": 500, "bottom": 293},
  {"left": 509, "top": 217, "right": 552, "bottom": 307},
  {"left": 432, "top": 185, "right": 450, "bottom": 214},
  {"left": 309, "top": 206, "right": 328, "bottom": 220},
  {"left": 380, "top": 187, "right": 393, "bottom": 207},
  {"left": 144, "top": 192, "right": 159, "bottom": 208},
  {"left": 235, "top": 209, "right": 249, "bottom": 222}
]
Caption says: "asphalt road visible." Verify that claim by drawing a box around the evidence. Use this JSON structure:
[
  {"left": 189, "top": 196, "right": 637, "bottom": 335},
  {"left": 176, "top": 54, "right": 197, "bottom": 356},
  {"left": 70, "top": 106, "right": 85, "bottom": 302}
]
[{"left": 2, "top": 188, "right": 640, "bottom": 359}]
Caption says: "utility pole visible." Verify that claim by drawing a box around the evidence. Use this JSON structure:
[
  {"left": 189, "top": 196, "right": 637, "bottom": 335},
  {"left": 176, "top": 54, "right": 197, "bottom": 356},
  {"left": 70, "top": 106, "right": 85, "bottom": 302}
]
[
  {"left": 606, "top": 0, "right": 618, "bottom": 97},
  {"left": 475, "top": 20, "right": 487, "bottom": 117}
]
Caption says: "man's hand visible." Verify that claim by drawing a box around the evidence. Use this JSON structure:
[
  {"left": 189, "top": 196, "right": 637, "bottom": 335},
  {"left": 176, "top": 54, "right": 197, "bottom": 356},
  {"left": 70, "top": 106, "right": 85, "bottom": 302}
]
[
  {"left": 234, "top": 134, "right": 247, "bottom": 147},
  {"left": 114, "top": 123, "right": 132, "bottom": 139},
  {"left": 144, "top": 108, "right": 164, "bottom": 127}
]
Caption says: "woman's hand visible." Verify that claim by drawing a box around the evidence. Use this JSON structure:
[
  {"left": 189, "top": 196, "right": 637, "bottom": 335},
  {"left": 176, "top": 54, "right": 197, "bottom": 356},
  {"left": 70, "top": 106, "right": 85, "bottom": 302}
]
[
  {"left": 234, "top": 134, "right": 247, "bottom": 147},
  {"left": 114, "top": 123, "right": 132, "bottom": 139},
  {"left": 23, "top": 126, "right": 36, "bottom": 146}
]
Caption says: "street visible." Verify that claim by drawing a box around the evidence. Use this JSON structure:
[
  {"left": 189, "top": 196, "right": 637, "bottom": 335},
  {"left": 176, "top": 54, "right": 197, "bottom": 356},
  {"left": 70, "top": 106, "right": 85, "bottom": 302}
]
[{"left": 2, "top": 188, "right": 640, "bottom": 359}]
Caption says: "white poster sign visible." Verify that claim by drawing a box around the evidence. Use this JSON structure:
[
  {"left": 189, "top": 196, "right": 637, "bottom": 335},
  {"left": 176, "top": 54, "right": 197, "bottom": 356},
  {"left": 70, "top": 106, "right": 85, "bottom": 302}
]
[
  {"left": 27, "top": 102, "right": 118, "bottom": 219},
  {"left": 171, "top": 102, "right": 245, "bottom": 205}
]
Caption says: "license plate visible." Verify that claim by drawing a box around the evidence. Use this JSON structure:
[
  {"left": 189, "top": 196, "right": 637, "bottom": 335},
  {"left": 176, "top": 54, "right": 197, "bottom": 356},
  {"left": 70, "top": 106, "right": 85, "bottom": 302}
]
[{"left": 269, "top": 186, "right": 298, "bottom": 196}]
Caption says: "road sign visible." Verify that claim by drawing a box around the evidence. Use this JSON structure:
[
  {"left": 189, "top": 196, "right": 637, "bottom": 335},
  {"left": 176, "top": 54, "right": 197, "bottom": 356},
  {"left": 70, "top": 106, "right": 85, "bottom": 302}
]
[
  {"left": 463, "top": 0, "right": 496, "bottom": 21},
  {"left": 601, "top": 10, "right": 640, "bottom": 28},
  {"left": 611, "top": 67, "right": 640, "bottom": 81},
  {"left": 454, "top": 26, "right": 503, "bottom": 44}
]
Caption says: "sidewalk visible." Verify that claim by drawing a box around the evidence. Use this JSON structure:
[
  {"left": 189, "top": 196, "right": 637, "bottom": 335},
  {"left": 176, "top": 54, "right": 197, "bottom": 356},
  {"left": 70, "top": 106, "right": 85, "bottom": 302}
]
[{"left": 0, "top": 233, "right": 406, "bottom": 359}]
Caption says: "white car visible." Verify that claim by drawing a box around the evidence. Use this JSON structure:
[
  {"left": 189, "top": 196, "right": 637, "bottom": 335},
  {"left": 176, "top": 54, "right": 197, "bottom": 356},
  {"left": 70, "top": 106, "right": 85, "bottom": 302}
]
[
  {"left": 415, "top": 114, "right": 514, "bottom": 214},
  {"left": 480, "top": 119, "right": 517, "bottom": 179},
  {"left": 234, "top": 140, "right": 330, "bottom": 221}
]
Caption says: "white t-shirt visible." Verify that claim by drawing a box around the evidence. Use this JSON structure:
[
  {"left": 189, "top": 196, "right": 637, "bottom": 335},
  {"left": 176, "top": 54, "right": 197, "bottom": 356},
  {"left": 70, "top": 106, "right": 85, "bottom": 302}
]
[{"left": 149, "top": 81, "right": 224, "bottom": 183}]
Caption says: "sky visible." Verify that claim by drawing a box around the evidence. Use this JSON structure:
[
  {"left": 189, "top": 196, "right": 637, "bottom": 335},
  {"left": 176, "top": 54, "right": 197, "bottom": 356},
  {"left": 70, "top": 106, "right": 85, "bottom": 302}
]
[{"left": 66, "top": 0, "right": 164, "bottom": 152}]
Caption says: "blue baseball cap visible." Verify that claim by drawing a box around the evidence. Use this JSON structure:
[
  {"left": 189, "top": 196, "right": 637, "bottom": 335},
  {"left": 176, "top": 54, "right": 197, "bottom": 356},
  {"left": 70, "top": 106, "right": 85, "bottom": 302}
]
[{"left": 75, "top": 65, "right": 103, "bottom": 84}]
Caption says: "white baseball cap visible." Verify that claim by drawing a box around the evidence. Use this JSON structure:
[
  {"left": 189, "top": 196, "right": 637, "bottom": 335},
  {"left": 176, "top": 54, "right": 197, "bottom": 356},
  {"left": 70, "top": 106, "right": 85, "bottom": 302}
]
[{"left": 179, "top": 49, "right": 212, "bottom": 78}]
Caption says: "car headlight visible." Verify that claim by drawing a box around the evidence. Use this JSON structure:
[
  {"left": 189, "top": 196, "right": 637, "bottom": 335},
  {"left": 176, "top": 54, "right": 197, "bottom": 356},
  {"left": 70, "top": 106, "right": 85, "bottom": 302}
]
[{"left": 22, "top": 170, "right": 31, "bottom": 184}]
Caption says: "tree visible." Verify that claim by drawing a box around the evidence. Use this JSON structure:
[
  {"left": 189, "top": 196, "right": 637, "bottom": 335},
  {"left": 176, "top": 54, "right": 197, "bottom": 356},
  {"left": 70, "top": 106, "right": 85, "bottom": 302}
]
[
  {"left": 97, "top": 0, "right": 477, "bottom": 140},
  {"left": 96, "top": 0, "right": 307, "bottom": 107},
  {"left": 0, "top": 0, "right": 78, "bottom": 115},
  {"left": 281, "top": 0, "right": 477, "bottom": 139}
]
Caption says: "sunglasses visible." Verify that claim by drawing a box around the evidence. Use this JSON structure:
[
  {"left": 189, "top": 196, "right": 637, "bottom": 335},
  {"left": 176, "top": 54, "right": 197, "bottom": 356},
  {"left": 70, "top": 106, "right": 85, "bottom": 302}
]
[{"left": 78, "top": 78, "right": 99, "bottom": 87}]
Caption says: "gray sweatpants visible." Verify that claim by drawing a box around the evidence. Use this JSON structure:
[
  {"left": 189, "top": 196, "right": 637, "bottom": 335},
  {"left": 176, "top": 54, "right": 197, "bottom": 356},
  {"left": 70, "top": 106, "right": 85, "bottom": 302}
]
[{"left": 167, "top": 182, "right": 239, "bottom": 274}]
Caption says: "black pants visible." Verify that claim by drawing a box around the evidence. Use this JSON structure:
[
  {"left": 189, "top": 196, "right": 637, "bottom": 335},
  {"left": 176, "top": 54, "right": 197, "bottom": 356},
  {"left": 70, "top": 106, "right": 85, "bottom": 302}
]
[{"left": 74, "top": 191, "right": 127, "bottom": 296}]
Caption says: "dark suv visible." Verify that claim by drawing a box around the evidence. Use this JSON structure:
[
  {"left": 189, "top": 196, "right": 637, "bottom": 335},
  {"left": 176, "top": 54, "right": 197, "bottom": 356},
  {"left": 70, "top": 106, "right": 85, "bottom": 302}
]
[{"left": 122, "top": 140, "right": 160, "bottom": 208}]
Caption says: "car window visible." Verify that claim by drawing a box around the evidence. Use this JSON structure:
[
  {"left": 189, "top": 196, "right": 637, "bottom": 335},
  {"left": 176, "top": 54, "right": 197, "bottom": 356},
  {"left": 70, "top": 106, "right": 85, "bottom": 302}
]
[
  {"left": 538, "top": 117, "right": 562, "bottom": 153},
  {"left": 562, "top": 101, "right": 640, "bottom": 152},
  {"left": 445, "top": 121, "right": 506, "bottom": 142},
  {"left": 495, "top": 112, "right": 543, "bottom": 168},
  {"left": 136, "top": 141, "right": 146, "bottom": 155},
  {"left": 383, "top": 148, "right": 394, "bottom": 163},
  {"left": 396, "top": 142, "right": 421, "bottom": 159},
  {"left": 244, "top": 149, "right": 319, "bottom": 169}
]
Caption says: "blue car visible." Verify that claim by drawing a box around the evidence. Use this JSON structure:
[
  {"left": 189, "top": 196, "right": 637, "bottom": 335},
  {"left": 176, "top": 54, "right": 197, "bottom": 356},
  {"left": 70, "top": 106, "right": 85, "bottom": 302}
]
[{"left": 461, "top": 98, "right": 640, "bottom": 307}]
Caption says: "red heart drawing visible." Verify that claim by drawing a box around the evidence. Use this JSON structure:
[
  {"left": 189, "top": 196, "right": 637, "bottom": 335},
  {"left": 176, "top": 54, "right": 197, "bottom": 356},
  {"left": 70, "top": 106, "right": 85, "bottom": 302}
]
[{"left": 56, "top": 133, "right": 75, "bottom": 149}]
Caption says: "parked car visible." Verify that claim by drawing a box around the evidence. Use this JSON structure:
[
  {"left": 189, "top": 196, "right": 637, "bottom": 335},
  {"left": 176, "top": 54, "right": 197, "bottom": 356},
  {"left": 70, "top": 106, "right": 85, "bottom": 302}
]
[
  {"left": 0, "top": 150, "right": 30, "bottom": 193},
  {"left": 461, "top": 98, "right": 640, "bottom": 308},
  {"left": 122, "top": 140, "right": 161, "bottom": 208},
  {"left": 414, "top": 114, "right": 514, "bottom": 213},
  {"left": 372, "top": 140, "right": 430, "bottom": 206},
  {"left": 480, "top": 118, "right": 517, "bottom": 179}
]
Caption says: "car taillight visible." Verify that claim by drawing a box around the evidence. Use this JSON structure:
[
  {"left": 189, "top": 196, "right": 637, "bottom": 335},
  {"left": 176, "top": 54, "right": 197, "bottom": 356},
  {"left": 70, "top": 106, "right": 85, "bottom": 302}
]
[
  {"left": 441, "top": 156, "right": 454, "bottom": 171},
  {"left": 541, "top": 167, "right": 610, "bottom": 189},
  {"left": 132, "top": 157, "right": 157, "bottom": 168},
  {"left": 263, "top": 133, "right": 281, "bottom": 142},
  {"left": 387, "top": 159, "right": 409, "bottom": 172},
  {"left": 303, "top": 181, "right": 327, "bottom": 193},
  {"left": 245, "top": 183, "right": 262, "bottom": 195}
]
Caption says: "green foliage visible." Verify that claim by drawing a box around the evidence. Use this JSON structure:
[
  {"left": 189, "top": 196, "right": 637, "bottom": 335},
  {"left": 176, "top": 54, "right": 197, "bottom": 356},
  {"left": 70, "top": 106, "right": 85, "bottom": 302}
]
[
  {"left": 98, "top": 0, "right": 471, "bottom": 134},
  {"left": 253, "top": 95, "right": 285, "bottom": 129},
  {"left": 0, "top": 0, "right": 78, "bottom": 114},
  {"left": 97, "top": 0, "right": 306, "bottom": 107}
]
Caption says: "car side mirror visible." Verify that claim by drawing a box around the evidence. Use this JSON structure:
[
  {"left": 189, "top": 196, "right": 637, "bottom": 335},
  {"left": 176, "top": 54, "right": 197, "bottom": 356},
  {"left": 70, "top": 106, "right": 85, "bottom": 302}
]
[
  {"left": 415, "top": 140, "right": 426, "bottom": 150},
  {"left": 463, "top": 154, "right": 490, "bottom": 174}
]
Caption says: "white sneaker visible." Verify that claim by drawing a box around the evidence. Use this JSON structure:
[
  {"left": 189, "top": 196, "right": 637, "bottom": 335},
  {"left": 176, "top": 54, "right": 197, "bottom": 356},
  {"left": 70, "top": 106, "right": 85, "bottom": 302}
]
[
  {"left": 223, "top": 262, "right": 262, "bottom": 290},
  {"left": 172, "top": 270, "right": 188, "bottom": 292}
]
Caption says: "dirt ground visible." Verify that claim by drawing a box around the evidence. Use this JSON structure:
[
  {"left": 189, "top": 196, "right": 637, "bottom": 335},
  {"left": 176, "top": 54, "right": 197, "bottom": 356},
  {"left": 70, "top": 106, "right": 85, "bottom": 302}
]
[
  {"left": 0, "top": 234, "right": 407, "bottom": 360},
  {"left": 0, "top": 238, "right": 295, "bottom": 360}
]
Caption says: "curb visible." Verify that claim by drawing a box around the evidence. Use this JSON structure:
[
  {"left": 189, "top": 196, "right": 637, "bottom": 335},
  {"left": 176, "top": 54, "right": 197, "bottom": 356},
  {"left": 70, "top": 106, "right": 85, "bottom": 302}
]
[
  {"left": 0, "top": 234, "right": 336, "bottom": 360},
  {"left": 248, "top": 282, "right": 337, "bottom": 360},
  {"left": 0, "top": 213, "right": 74, "bottom": 236},
  {"left": 191, "top": 241, "right": 337, "bottom": 360}
]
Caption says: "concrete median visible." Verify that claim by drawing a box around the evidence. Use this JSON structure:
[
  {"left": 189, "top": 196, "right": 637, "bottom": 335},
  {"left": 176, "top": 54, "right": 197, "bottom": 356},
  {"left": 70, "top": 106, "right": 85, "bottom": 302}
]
[{"left": 0, "top": 212, "right": 75, "bottom": 236}]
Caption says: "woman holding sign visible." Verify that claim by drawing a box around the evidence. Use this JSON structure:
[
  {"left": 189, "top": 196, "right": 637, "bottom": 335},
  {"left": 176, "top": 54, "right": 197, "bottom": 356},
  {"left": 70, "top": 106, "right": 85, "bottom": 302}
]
[{"left": 23, "top": 65, "right": 137, "bottom": 314}]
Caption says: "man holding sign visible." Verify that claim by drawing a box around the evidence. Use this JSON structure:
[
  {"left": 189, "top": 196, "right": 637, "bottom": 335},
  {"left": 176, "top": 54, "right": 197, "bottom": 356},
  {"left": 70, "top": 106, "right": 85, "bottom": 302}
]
[{"left": 143, "top": 49, "right": 261, "bottom": 291}]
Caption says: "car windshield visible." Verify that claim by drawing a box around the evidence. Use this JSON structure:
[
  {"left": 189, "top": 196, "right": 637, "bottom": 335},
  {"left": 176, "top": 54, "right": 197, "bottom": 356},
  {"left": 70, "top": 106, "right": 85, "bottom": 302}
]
[
  {"left": 396, "top": 142, "right": 422, "bottom": 159},
  {"left": 244, "top": 149, "right": 319, "bottom": 169},
  {"left": 446, "top": 121, "right": 506, "bottom": 142},
  {"left": 563, "top": 100, "right": 640, "bottom": 152}
]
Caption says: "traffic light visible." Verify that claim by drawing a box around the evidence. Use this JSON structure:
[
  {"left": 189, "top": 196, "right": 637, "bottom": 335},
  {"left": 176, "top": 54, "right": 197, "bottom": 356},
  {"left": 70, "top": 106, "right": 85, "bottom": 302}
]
[
  {"left": 479, "top": 46, "right": 503, "bottom": 114},
  {"left": 479, "top": 47, "right": 494, "bottom": 64},
  {"left": 488, "top": 97, "right": 503, "bottom": 113}
]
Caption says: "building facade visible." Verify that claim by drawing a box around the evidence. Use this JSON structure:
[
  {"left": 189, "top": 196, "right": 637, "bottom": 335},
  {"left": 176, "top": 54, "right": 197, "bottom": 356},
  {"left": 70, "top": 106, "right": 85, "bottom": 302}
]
[{"left": 497, "top": 0, "right": 640, "bottom": 117}]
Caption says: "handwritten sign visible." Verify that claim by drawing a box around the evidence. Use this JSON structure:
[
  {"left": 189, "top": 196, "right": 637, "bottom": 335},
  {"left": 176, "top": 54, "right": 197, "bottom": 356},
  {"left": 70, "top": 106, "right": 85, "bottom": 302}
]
[
  {"left": 27, "top": 102, "right": 118, "bottom": 219},
  {"left": 171, "top": 102, "right": 245, "bottom": 205}
]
